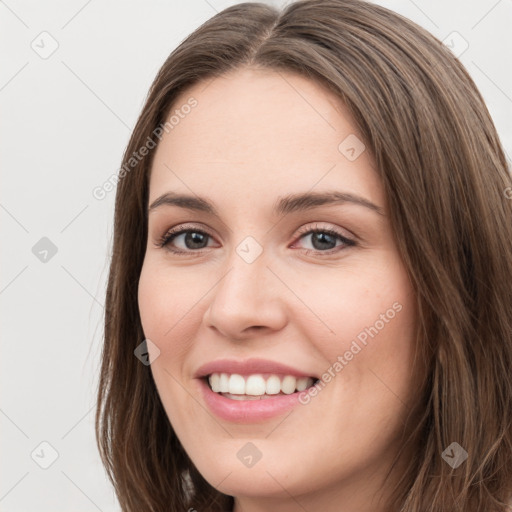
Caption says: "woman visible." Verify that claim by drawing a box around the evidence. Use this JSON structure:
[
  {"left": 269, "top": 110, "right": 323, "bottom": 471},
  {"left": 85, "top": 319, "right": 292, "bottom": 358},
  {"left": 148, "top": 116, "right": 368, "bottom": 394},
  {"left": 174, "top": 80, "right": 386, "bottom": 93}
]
[{"left": 95, "top": 1, "right": 512, "bottom": 510}]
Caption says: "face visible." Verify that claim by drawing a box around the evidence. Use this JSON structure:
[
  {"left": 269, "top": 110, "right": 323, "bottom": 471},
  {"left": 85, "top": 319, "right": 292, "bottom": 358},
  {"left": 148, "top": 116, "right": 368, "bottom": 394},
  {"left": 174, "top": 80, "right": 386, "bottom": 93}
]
[{"left": 138, "top": 67, "right": 418, "bottom": 510}]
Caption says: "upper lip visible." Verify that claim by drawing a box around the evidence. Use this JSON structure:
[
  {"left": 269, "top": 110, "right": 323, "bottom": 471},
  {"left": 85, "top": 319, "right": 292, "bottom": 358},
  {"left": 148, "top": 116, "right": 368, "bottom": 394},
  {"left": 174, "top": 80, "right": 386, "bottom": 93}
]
[{"left": 194, "top": 358, "right": 318, "bottom": 379}]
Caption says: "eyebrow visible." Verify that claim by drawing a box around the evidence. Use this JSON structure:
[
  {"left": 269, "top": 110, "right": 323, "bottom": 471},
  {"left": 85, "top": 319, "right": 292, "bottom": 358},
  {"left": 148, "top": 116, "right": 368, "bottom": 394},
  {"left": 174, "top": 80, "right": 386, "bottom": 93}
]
[{"left": 148, "top": 190, "right": 385, "bottom": 217}]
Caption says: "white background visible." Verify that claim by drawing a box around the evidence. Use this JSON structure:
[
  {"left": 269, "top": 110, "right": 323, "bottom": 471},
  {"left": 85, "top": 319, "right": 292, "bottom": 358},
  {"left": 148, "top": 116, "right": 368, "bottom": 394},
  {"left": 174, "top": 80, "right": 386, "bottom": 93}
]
[{"left": 1, "top": 0, "right": 511, "bottom": 510}]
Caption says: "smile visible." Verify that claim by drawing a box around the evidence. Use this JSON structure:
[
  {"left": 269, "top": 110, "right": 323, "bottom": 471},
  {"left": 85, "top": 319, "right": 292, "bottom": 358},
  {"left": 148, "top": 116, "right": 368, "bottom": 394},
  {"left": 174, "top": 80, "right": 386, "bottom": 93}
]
[
  {"left": 194, "top": 358, "right": 321, "bottom": 422},
  {"left": 207, "top": 372, "right": 318, "bottom": 399}
]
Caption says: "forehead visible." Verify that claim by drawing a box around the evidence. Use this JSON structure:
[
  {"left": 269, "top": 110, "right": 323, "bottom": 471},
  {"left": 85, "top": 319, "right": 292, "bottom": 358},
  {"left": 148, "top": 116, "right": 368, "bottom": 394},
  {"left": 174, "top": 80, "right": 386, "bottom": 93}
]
[{"left": 149, "top": 67, "right": 383, "bottom": 210}]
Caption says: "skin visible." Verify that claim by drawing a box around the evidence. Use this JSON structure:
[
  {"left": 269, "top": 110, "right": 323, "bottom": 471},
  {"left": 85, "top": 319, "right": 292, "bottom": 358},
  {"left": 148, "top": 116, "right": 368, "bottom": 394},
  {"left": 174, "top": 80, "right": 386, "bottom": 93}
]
[{"left": 138, "top": 67, "right": 419, "bottom": 512}]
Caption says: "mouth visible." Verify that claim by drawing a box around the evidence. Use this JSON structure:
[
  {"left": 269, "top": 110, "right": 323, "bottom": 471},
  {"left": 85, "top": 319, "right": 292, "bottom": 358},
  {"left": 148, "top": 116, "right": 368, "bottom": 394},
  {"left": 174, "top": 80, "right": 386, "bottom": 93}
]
[
  {"left": 194, "top": 358, "right": 322, "bottom": 420},
  {"left": 203, "top": 372, "right": 320, "bottom": 401}
]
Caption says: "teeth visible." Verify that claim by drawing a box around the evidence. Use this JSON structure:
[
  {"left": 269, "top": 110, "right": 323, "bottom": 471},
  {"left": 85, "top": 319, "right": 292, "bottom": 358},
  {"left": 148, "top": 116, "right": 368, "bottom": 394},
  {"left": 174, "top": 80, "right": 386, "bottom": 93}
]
[
  {"left": 246, "top": 375, "right": 266, "bottom": 395},
  {"left": 228, "top": 374, "right": 245, "bottom": 394},
  {"left": 281, "top": 375, "right": 296, "bottom": 394},
  {"left": 209, "top": 373, "right": 220, "bottom": 392},
  {"left": 207, "top": 372, "right": 315, "bottom": 396},
  {"left": 266, "top": 375, "right": 281, "bottom": 395},
  {"left": 219, "top": 372, "right": 229, "bottom": 393},
  {"left": 296, "top": 377, "right": 310, "bottom": 392}
]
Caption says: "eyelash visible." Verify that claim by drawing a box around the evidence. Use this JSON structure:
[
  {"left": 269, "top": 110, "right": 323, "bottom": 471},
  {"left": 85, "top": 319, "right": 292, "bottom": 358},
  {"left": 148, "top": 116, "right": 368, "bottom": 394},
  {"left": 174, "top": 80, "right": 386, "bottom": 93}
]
[{"left": 155, "top": 223, "right": 356, "bottom": 256}]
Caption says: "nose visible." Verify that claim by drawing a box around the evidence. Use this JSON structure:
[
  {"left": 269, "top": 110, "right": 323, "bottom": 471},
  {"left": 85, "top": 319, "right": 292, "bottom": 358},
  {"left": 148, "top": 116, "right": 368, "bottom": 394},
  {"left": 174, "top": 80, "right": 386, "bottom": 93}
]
[{"left": 202, "top": 247, "right": 288, "bottom": 340}]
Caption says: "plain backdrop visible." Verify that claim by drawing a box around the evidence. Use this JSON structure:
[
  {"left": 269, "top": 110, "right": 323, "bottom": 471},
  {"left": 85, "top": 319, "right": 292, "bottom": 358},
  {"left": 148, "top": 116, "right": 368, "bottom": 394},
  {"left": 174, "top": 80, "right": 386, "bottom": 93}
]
[{"left": 1, "top": 0, "right": 511, "bottom": 510}]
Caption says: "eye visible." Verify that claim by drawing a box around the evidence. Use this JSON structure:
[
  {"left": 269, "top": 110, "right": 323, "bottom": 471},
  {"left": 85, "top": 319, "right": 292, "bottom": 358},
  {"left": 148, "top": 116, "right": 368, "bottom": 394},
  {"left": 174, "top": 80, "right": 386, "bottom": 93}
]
[
  {"left": 155, "top": 222, "right": 356, "bottom": 256},
  {"left": 156, "top": 223, "right": 216, "bottom": 254},
  {"left": 292, "top": 223, "right": 356, "bottom": 254}
]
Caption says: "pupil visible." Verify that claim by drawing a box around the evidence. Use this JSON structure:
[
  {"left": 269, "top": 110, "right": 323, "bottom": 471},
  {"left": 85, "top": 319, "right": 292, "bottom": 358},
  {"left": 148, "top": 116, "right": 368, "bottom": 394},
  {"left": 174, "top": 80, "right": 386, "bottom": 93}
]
[
  {"left": 186, "top": 232, "right": 208, "bottom": 249},
  {"left": 312, "top": 232, "right": 335, "bottom": 250}
]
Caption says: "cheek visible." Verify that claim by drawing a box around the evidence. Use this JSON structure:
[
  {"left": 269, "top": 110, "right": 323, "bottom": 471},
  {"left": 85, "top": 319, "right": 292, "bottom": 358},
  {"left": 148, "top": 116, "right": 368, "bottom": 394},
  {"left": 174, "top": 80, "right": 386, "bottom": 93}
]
[
  {"left": 137, "top": 259, "right": 202, "bottom": 345},
  {"left": 297, "top": 256, "right": 417, "bottom": 404},
  {"left": 295, "top": 256, "right": 414, "bottom": 350},
  {"left": 137, "top": 261, "right": 203, "bottom": 419}
]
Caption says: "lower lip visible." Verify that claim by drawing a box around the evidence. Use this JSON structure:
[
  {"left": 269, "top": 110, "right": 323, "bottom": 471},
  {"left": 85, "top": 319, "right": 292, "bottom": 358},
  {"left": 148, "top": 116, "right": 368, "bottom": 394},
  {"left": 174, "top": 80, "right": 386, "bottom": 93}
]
[{"left": 197, "top": 378, "right": 303, "bottom": 423}]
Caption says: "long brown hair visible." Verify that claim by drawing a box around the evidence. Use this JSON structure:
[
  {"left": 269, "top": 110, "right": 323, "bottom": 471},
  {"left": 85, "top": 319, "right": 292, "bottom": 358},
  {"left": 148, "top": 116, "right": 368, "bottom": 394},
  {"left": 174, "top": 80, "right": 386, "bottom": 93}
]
[{"left": 95, "top": 1, "right": 512, "bottom": 510}]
